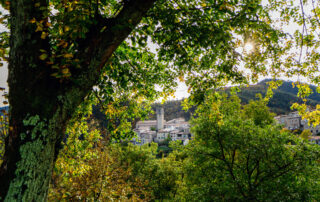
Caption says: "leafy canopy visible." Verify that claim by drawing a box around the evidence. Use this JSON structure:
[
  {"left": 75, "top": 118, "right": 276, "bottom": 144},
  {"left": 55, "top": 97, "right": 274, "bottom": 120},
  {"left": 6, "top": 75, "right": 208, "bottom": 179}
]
[
  {"left": 0, "top": 0, "right": 296, "bottom": 103},
  {"left": 181, "top": 93, "right": 320, "bottom": 201}
]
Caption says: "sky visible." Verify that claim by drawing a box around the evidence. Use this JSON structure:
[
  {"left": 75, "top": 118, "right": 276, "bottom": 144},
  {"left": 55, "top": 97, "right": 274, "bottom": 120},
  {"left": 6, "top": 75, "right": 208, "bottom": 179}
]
[
  {"left": 0, "top": 64, "right": 6, "bottom": 87},
  {"left": 0, "top": 6, "right": 7, "bottom": 107},
  {"left": 0, "top": 63, "right": 7, "bottom": 107}
]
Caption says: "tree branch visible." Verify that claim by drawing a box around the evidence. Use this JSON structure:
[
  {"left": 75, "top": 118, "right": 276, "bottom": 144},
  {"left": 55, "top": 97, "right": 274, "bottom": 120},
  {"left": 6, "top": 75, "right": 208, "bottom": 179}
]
[
  {"left": 64, "top": 0, "right": 157, "bottom": 103},
  {"left": 80, "top": 0, "right": 156, "bottom": 71}
]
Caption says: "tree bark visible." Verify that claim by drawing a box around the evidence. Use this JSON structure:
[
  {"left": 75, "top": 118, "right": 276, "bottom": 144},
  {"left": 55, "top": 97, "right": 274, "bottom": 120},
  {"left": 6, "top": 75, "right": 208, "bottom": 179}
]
[{"left": 0, "top": 0, "right": 156, "bottom": 200}]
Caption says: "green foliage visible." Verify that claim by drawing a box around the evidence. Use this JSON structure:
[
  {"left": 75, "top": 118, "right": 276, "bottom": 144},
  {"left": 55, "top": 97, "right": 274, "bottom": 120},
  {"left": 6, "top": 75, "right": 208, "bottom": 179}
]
[
  {"left": 49, "top": 102, "right": 181, "bottom": 201},
  {"left": 179, "top": 94, "right": 320, "bottom": 201},
  {"left": 4, "top": 0, "right": 320, "bottom": 199},
  {"left": 0, "top": 108, "right": 8, "bottom": 165},
  {"left": 116, "top": 142, "right": 180, "bottom": 200},
  {"left": 300, "top": 129, "right": 312, "bottom": 140},
  {"left": 88, "top": 86, "right": 155, "bottom": 141},
  {"left": 243, "top": 95, "right": 276, "bottom": 126},
  {"left": 49, "top": 107, "right": 152, "bottom": 201},
  {"left": 48, "top": 94, "right": 320, "bottom": 201},
  {"left": 156, "top": 136, "right": 173, "bottom": 158},
  {"left": 50, "top": 132, "right": 180, "bottom": 201},
  {"left": 2, "top": 0, "right": 290, "bottom": 103},
  {"left": 229, "top": 79, "right": 320, "bottom": 115}
]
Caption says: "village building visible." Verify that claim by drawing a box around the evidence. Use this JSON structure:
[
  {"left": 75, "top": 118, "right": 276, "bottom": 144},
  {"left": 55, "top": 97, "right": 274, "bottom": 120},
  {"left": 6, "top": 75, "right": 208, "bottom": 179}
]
[
  {"left": 135, "top": 120, "right": 158, "bottom": 130},
  {"left": 300, "top": 119, "right": 320, "bottom": 135},
  {"left": 133, "top": 130, "right": 156, "bottom": 145},
  {"left": 274, "top": 111, "right": 301, "bottom": 130},
  {"left": 309, "top": 136, "right": 320, "bottom": 145},
  {"left": 274, "top": 111, "right": 320, "bottom": 145},
  {"left": 274, "top": 111, "right": 320, "bottom": 135},
  {"left": 134, "top": 107, "right": 192, "bottom": 145}
]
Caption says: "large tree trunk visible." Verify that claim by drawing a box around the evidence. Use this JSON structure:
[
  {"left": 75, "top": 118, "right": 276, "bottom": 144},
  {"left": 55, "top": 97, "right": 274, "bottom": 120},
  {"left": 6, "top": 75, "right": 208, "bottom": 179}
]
[
  {"left": 0, "top": 0, "right": 156, "bottom": 200},
  {"left": 0, "top": 0, "right": 63, "bottom": 200}
]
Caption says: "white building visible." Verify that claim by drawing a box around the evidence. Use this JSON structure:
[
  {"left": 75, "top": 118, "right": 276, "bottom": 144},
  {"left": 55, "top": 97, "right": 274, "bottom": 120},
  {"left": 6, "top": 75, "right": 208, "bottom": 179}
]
[
  {"left": 155, "top": 128, "right": 171, "bottom": 142},
  {"left": 275, "top": 111, "right": 320, "bottom": 137},
  {"left": 135, "top": 120, "right": 158, "bottom": 130},
  {"left": 134, "top": 108, "right": 192, "bottom": 145},
  {"left": 274, "top": 111, "right": 301, "bottom": 130},
  {"left": 301, "top": 119, "right": 320, "bottom": 135}
]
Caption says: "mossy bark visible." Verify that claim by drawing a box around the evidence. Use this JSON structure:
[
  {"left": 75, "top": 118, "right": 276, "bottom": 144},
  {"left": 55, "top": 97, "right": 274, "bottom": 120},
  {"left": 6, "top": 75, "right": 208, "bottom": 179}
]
[
  {"left": 0, "top": 0, "right": 156, "bottom": 200},
  {"left": 0, "top": 0, "right": 65, "bottom": 200}
]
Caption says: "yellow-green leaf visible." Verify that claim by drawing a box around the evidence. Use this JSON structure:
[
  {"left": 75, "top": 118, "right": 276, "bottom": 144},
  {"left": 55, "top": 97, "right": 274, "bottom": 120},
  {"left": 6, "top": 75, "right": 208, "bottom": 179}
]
[
  {"left": 29, "top": 18, "right": 36, "bottom": 24},
  {"left": 39, "top": 53, "right": 48, "bottom": 60},
  {"left": 62, "top": 68, "right": 70, "bottom": 74},
  {"left": 41, "top": 32, "right": 47, "bottom": 39},
  {"left": 63, "top": 53, "right": 73, "bottom": 58}
]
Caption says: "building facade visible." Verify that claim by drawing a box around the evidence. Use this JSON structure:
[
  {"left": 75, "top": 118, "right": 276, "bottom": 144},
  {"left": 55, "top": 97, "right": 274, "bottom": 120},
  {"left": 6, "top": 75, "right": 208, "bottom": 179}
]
[
  {"left": 274, "top": 111, "right": 320, "bottom": 145},
  {"left": 134, "top": 108, "right": 192, "bottom": 145}
]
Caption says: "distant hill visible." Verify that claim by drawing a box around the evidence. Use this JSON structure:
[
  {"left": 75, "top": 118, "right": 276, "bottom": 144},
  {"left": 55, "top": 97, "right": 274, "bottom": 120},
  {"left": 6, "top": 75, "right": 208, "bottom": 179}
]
[
  {"left": 150, "top": 79, "right": 320, "bottom": 119},
  {"left": 150, "top": 100, "right": 195, "bottom": 121},
  {"left": 235, "top": 79, "right": 320, "bottom": 114}
]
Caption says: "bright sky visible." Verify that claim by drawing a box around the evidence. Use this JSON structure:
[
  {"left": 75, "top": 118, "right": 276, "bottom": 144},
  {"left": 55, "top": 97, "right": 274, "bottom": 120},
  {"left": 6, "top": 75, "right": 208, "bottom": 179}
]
[
  {"left": 0, "top": 6, "right": 7, "bottom": 107},
  {"left": 0, "top": 62, "right": 7, "bottom": 107}
]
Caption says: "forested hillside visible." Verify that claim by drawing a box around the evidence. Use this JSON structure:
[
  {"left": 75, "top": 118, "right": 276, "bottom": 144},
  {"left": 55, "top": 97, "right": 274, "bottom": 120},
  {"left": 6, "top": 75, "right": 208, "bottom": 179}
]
[
  {"left": 148, "top": 80, "right": 320, "bottom": 120},
  {"left": 236, "top": 79, "right": 320, "bottom": 114},
  {"left": 149, "top": 101, "right": 195, "bottom": 121}
]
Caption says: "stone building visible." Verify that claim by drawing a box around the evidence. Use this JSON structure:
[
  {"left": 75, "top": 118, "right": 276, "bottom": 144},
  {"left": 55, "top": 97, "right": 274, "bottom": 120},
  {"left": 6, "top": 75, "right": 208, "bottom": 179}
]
[
  {"left": 301, "top": 119, "right": 320, "bottom": 135},
  {"left": 274, "top": 111, "right": 320, "bottom": 136},
  {"left": 134, "top": 107, "right": 192, "bottom": 145},
  {"left": 309, "top": 136, "right": 320, "bottom": 145},
  {"left": 156, "top": 107, "right": 164, "bottom": 130},
  {"left": 135, "top": 120, "right": 157, "bottom": 130},
  {"left": 274, "top": 111, "right": 301, "bottom": 130}
]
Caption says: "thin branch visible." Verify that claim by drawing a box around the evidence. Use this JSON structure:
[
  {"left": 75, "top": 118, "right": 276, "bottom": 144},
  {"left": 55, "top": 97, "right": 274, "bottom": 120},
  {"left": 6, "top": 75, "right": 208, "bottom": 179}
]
[
  {"left": 253, "top": 160, "right": 260, "bottom": 185},
  {"left": 216, "top": 128, "right": 247, "bottom": 199},
  {"left": 93, "top": 89, "right": 106, "bottom": 111},
  {"left": 312, "top": 0, "right": 320, "bottom": 27},
  {"left": 246, "top": 152, "right": 252, "bottom": 192},
  {"left": 299, "top": 0, "right": 306, "bottom": 64}
]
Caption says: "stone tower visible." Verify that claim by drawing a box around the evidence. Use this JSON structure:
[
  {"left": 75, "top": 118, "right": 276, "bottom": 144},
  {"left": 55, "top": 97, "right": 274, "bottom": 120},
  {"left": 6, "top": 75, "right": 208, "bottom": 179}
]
[{"left": 156, "top": 107, "right": 164, "bottom": 130}]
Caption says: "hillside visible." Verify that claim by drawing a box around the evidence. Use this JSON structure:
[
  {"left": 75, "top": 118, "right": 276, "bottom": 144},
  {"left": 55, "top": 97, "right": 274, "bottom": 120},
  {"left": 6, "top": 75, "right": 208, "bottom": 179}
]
[
  {"left": 150, "top": 80, "right": 320, "bottom": 119},
  {"left": 236, "top": 79, "right": 320, "bottom": 114},
  {"left": 150, "top": 100, "right": 195, "bottom": 121}
]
